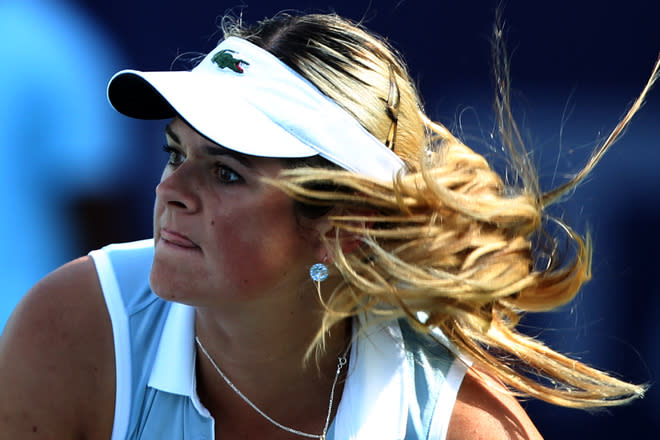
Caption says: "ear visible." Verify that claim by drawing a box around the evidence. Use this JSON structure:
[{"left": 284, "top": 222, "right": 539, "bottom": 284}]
[{"left": 314, "top": 207, "right": 376, "bottom": 262}]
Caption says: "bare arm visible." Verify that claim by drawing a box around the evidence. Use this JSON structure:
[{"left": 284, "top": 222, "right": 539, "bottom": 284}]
[
  {"left": 448, "top": 367, "right": 543, "bottom": 440},
  {"left": 0, "top": 256, "right": 115, "bottom": 439}
]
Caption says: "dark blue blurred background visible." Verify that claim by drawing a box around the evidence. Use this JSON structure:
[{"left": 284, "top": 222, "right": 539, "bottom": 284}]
[{"left": 2, "top": 0, "right": 658, "bottom": 438}]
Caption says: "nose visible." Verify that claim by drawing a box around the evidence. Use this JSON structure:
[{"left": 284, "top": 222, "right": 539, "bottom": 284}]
[{"left": 155, "top": 163, "right": 201, "bottom": 213}]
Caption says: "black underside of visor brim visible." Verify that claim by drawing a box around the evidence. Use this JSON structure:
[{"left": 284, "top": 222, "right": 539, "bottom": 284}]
[{"left": 108, "top": 73, "right": 175, "bottom": 120}]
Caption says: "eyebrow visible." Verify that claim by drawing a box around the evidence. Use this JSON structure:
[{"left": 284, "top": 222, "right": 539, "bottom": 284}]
[{"left": 165, "top": 123, "right": 254, "bottom": 169}]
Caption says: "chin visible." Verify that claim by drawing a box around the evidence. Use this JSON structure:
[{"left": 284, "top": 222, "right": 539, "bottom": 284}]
[
  {"left": 149, "top": 265, "right": 184, "bottom": 302},
  {"left": 149, "top": 265, "right": 213, "bottom": 307}
]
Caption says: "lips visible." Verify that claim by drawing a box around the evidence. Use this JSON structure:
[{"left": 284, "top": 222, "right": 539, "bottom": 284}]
[{"left": 160, "top": 228, "right": 199, "bottom": 249}]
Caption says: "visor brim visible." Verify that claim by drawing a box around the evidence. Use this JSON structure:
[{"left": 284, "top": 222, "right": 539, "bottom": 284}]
[{"left": 107, "top": 69, "right": 318, "bottom": 158}]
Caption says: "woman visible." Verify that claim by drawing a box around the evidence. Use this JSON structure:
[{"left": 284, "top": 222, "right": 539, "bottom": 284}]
[{"left": 0, "top": 12, "right": 657, "bottom": 440}]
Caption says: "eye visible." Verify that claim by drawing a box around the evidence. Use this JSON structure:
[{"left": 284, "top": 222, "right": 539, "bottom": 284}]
[
  {"left": 216, "top": 164, "right": 243, "bottom": 184},
  {"left": 162, "top": 145, "right": 184, "bottom": 167}
]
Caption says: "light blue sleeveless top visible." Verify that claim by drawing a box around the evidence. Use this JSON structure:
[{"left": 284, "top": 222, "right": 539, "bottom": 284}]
[{"left": 90, "top": 240, "right": 468, "bottom": 440}]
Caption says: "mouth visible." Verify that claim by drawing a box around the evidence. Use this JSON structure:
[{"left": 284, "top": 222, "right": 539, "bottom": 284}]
[{"left": 159, "top": 228, "right": 199, "bottom": 249}]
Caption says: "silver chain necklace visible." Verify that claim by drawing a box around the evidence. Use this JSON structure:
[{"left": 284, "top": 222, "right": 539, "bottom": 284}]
[{"left": 195, "top": 336, "right": 347, "bottom": 440}]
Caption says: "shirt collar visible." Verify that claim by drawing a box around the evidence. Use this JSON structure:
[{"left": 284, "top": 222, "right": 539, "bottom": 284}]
[
  {"left": 333, "top": 315, "right": 409, "bottom": 439},
  {"left": 148, "top": 302, "right": 197, "bottom": 396}
]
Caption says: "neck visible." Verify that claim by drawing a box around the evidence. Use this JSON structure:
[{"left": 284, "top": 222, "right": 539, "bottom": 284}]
[
  {"left": 194, "top": 291, "right": 351, "bottom": 438},
  {"left": 195, "top": 283, "right": 345, "bottom": 366}
]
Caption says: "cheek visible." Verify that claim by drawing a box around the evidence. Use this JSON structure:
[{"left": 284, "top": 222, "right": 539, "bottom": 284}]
[
  {"left": 208, "top": 206, "right": 310, "bottom": 288},
  {"left": 215, "top": 230, "right": 262, "bottom": 283}
]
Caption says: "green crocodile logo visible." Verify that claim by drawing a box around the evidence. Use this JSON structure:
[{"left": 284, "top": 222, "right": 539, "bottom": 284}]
[{"left": 212, "top": 49, "right": 250, "bottom": 73}]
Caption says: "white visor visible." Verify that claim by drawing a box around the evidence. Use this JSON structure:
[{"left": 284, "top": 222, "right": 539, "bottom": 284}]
[{"left": 107, "top": 37, "right": 405, "bottom": 181}]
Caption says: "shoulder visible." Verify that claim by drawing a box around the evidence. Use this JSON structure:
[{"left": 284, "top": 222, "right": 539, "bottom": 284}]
[
  {"left": 447, "top": 367, "right": 543, "bottom": 440},
  {"left": 0, "top": 256, "right": 115, "bottom": 439}
]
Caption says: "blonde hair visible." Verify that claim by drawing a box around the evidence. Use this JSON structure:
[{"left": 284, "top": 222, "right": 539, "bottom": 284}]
[{"left": 224, "top": 12, "right": 660, "bottom": 408}]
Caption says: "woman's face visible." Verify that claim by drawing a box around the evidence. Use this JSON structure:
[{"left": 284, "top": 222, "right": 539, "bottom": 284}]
[{"left": 150, "top": 118, "right": 322, "bottom": 306}]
